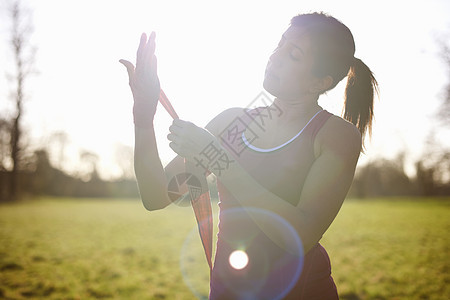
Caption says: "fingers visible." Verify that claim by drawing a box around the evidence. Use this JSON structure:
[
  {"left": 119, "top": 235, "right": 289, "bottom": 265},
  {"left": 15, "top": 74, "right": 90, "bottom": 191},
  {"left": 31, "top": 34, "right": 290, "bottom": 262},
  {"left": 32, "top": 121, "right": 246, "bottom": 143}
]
[
  {"left": 169, "top": 122, "right": 183, "bottom": 136},
  {"left": 135, "top": 31, "right": 157, "bottom": 77},
  {"left": 168, "top": 139, "right": 191, "bottom": 159},
  {"left": 168, "top": 141, "right": 183, "bottom": 157},
  {"left": 170, "top": 119, "right": 193, "bottom": 134},
  {"left": 119, "top": 59, "right": 135, "bottom": 84},
  {"left": 119, "top": 59, "right": 135, "bottom": 71},
  {"left": 145, "top": 31, "right": 156, "bottom": 57},
  {"left": 144, "top": 31, "right": 157, "bottom": 74},
  {"left": 167, "top": 120, "right": 212, "bottom": 160},
  {"left": 168, "top": 119, "right": 193, "bottom": 139},
  {"left": 122, "top": 32, "right": 159, "bottom": 101},
  {"left": 173, "top": 119, "right": 191, "bottom": 127},
  {"left": 136, "top": 32, "right": 147, "bottom": 68},
  {"left": 167, "top": 126, "right": 184, "bottom": 156},
  {"left": 167, "top": 133, "right": 180, "bottom": 143}
]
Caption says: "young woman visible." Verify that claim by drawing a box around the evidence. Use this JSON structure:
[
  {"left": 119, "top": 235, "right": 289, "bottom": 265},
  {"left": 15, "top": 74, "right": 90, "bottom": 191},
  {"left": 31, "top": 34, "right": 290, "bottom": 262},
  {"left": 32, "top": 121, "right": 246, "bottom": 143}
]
[{"left": 120, "top": 12, "right": 377, "bottom": 300}]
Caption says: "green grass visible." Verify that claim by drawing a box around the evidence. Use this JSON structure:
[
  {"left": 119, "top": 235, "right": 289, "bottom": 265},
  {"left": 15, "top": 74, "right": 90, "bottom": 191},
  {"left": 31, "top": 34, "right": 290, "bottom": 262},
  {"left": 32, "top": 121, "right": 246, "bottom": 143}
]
[
  {"left": 322, "top": 198, "right": 450, "bottom": 300},
  {"left": 0, "top": 197, "right": 449, "bottom": 299}
]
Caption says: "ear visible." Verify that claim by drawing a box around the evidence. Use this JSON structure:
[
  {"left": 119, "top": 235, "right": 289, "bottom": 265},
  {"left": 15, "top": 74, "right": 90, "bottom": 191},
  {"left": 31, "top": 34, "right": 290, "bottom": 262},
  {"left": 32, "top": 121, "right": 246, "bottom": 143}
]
[{"left": 310, "top": 75, "right": 334, "bottom": 94}]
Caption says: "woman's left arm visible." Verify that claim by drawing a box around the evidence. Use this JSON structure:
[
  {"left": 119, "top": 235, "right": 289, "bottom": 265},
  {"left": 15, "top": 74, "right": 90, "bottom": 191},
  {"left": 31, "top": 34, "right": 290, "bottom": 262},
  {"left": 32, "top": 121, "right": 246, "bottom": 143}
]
[{"left": 168, "top": 117, "right": 361, "bottom": 254}]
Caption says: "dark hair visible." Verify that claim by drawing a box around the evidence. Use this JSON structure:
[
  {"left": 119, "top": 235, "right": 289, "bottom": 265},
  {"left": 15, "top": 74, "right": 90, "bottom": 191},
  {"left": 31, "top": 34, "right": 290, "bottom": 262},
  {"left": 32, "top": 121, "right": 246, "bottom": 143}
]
[{"left": 291, "top": 12, "right": 378, "bottom": 144}]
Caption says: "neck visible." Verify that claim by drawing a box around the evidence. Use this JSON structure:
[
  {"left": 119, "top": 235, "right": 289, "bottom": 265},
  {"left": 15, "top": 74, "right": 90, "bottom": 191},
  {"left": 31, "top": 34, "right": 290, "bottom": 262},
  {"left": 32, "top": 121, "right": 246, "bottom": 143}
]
[{"left": 271, "top": 96, "right": 322, "bottom": 125}]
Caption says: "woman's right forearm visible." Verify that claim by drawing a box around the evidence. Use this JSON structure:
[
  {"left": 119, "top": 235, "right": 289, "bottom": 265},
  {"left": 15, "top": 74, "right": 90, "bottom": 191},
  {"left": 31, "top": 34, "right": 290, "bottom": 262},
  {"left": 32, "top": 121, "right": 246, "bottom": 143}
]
[{"left": 134, "top": 125, "right": 171, "bottom": 210}]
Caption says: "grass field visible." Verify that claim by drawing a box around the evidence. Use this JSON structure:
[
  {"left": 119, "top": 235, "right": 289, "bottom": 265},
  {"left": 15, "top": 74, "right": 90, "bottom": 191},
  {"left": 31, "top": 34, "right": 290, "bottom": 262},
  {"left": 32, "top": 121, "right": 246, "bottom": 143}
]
[{"left": 0, "top": 197, "right": 449, "bottom": 299}]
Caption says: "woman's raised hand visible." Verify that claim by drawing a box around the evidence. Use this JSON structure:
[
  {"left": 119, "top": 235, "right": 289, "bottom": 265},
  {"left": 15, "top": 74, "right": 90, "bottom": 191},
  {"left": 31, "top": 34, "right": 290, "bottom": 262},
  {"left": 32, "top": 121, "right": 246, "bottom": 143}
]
[{"left": 120, "top": 32, "right": 160, "bottom": 127}]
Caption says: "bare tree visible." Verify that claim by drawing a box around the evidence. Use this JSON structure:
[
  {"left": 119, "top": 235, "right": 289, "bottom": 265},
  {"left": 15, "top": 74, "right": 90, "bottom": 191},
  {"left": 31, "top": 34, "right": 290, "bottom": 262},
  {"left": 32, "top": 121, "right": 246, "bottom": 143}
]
[
  {"left": 0, "top": 118, "right": 11, "bottom": 201},
  {"left": 437, "top": 37, "right": 450, "bottom": 126},
  {"left": 4, "top": 0, "right": 37, "bottom": 201},
  {"left": 0, "top": 118, "right": 11, "bottom": 171}
]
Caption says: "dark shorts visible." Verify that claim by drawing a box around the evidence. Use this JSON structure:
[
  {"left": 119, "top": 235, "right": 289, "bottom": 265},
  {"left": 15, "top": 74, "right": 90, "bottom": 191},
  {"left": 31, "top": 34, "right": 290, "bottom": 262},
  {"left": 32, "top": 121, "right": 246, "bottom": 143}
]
[
  {"left": 209, "top": 243, "right": 339, "bottom": 299},
  {"left": 286, "top": 243, "right": 339, "bottom": 300}
]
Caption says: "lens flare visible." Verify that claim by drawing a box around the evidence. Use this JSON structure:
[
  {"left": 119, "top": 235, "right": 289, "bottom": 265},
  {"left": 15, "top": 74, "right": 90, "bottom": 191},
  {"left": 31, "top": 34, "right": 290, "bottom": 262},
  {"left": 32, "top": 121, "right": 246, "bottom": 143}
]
[
  {"left": 213, "top": 207, "right": 304, "bottom": 300},
  {"left": 229, "top": 250, "right": 249, "bottom": 270},
  {"left": 180, "top": 207, "right": 304, "bottom": 300}
]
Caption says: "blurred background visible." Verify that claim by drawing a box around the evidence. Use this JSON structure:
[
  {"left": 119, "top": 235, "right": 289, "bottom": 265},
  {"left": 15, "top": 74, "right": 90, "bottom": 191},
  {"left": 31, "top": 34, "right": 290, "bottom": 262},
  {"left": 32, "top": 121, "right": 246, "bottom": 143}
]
[{"left": 0, "top": 0, "right": 449, "bottom": 200}]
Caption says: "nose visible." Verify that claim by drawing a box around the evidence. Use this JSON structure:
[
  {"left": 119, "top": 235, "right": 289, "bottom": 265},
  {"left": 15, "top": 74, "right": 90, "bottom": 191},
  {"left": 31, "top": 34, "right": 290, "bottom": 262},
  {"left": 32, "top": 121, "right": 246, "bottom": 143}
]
[{"left": 268, "top": 47, "right": 282, "bottom": 68}]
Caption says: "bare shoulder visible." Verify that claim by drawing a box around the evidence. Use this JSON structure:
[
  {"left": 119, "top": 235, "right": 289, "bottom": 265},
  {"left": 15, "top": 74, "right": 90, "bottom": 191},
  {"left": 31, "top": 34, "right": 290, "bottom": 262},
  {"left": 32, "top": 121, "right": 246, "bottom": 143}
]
[
  {"left": 315, "top": 114, "right": 362, "bottom": 159},
  {"left": 205, "top": 107, "right": 247, "bottom": 136}
]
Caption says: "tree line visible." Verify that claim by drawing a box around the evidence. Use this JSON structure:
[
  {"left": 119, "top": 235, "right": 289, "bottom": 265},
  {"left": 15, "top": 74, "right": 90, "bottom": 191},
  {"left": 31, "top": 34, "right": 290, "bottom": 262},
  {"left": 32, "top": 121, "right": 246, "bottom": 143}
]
[
  {"left": 1, "top": 143, "right": 449, "bottom": 202},
  {"left": 0, "top": 148, "right": 140, "bottom": 200},
  {"left": 348, "top": 151, "right": 450, "bottom": 198}
]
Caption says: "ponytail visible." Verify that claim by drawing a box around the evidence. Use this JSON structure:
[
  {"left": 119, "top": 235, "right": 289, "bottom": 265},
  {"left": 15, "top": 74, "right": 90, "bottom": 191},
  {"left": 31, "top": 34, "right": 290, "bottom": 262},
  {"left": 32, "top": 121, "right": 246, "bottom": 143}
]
[
  {"left": 289, "top": 13, "right": 378, "bottom": 147},
  {"left": 343, "top": 57, "right": 378, "bottom": 147}
]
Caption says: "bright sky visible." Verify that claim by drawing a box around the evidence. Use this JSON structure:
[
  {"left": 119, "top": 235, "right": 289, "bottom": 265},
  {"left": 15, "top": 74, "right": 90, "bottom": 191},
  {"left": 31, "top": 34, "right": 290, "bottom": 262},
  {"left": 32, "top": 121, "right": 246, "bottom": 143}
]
[{"left": 0, "top": 0, "right": 449, "bottom": 179}]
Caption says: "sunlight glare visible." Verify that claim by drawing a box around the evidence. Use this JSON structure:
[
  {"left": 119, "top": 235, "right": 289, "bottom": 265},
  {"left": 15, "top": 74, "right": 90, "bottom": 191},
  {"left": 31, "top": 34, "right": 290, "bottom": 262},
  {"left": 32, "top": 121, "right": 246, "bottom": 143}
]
[{"left": 229, "top": 250, "right": 249, "bottom": 270}]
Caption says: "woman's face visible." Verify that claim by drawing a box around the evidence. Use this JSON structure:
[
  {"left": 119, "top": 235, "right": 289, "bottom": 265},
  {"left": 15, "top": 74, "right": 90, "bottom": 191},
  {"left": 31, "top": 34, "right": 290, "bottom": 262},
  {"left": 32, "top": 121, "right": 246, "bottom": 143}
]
[{"left": 263, "top": 26, "right": 319, "bottom": 100}]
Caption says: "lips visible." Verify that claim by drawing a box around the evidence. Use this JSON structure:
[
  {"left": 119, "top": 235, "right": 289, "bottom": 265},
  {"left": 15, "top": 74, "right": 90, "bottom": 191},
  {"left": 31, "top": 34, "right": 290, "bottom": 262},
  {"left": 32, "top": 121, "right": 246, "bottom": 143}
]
[{"left": 264, "top": 69, "right": 279, "bottom": 80}]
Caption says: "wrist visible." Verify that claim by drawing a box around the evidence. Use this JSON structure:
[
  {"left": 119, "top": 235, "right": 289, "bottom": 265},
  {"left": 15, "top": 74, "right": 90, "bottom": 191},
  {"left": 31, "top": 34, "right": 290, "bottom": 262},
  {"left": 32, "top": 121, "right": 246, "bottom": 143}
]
[{"left": 133, "top": 100, "right": 156, "bottom": 128}]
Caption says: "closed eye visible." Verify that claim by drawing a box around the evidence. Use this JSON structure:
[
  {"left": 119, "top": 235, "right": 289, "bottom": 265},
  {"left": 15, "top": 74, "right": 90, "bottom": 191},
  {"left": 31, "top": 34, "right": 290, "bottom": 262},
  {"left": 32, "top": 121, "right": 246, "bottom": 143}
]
[{"left": 290, "top": 48, "right": 302, "bottom": 61}]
